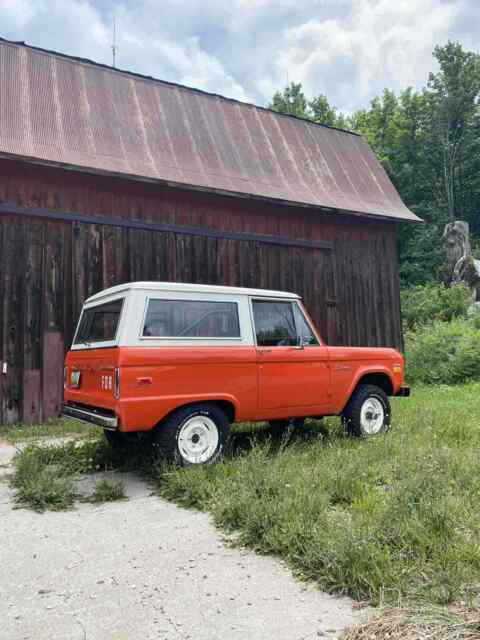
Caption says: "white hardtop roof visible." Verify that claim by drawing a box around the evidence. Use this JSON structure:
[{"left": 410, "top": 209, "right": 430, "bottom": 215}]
[{"left": 85, "top": 281, "right": 300, "bottom": 304}]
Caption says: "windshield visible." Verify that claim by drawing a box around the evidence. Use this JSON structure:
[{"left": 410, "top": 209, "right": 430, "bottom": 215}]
[{"left": 74, "top": 298, "right": 124, "bottom": 345}]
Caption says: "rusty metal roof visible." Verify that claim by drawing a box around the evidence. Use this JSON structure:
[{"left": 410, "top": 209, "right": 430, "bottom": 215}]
[{"left": 0, "top": 38, "right": 420, "bottom": 222}]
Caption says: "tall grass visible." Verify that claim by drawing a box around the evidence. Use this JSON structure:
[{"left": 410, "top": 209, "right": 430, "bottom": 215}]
[{"left": 155, "top": 384, "right": 480, "bottom": 605}]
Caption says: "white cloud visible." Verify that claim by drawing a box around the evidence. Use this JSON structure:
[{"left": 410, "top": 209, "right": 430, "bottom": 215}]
[
  {"left": 277, "top": 0, "right": 459, "bottom": 110},
  {"left": 0, "top": 0, "right": 476, "bottom": 112}
]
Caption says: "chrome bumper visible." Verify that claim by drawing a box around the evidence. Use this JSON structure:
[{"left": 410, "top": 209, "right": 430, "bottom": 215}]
[{"left": 62, "top": 403, "right": 118, "bottom": 430}]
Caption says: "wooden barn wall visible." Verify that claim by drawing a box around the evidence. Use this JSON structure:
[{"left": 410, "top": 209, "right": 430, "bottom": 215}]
[{"left": 0, "top": 159, "right": 402, "bottom": 425}]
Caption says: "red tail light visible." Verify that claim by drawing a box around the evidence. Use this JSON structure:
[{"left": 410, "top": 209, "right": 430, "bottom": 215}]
[{"left": 114, "top": 367, "right": 120, "bottom": 399}]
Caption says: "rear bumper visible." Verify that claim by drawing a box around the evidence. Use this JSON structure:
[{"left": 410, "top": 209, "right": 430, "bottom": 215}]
[
  {"left": 62, "top": 403, "right": 118, "bottom": 430},
  {"left": 395, "top": 386, "right": 411, "bottom": 398}
]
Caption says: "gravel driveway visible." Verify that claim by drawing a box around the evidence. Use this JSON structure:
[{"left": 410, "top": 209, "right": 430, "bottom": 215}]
[{"left": 0, "top": 441, "right": 360, "bottom": 640}]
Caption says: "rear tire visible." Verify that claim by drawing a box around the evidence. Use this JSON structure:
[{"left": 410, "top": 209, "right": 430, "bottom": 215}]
[
  {"left": 153, "top": 403, "right": 229, "bottom": 465},
  {"left": 104, "top": 429, "right": 128, "bottom": 450},
  {"left": 341, "top": 384, "right": 391, "bottom": 437}
]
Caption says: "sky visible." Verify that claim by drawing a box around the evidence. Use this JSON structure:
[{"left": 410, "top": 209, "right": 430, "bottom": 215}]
[{"left": 0, "top": 0, "right": 478, "bottom": 113}]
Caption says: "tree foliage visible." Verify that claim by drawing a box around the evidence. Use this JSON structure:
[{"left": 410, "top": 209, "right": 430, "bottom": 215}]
[
  {"left": 269, "top": 83, "right": 347, "bottom": 128},
  {"left": 268, "top": 42, "right": 480, "bottom": 286}
]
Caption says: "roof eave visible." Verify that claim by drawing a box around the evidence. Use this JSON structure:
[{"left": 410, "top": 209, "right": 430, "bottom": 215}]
[{"left": 0, "top": 152, "right": 422, "bottom": 224}]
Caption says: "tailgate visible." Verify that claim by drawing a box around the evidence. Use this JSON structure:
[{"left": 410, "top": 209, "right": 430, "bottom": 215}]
[{"left": 64, "top": 348, "right": 120, "bottom": 411}]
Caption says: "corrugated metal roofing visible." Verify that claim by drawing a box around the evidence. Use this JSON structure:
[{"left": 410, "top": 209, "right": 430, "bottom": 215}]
[{"left": 0, "top": 38, "right": 419, "bottom": 222}]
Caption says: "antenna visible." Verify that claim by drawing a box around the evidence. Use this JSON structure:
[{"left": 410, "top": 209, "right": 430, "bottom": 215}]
[{"left": 111, "top": 16, "right": 117, "bottom": 68}]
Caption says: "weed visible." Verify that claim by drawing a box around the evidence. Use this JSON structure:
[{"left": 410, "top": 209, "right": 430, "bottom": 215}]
[
  {"left": 85, "top": 478, "right": 126, "bottom": 503},
  {"left": 11, "top": 444, "right": 78, "bottom": 512},
  {"left": 10, "top": 434, "right": 153, "bottom": 512}
]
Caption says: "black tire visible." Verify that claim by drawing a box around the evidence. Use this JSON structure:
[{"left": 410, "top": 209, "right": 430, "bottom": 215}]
[
  {"left": 268, "top": 418, "right": 305, "bottom": 430},
  {"left": 152, "top": 403, "right": 229, "bottom": 465},
  {"left": 104, "top": 429, "right": 128, "bottom": 450},
  {"left": 341, "top": 384, "right": 391, "bottom": 437}
]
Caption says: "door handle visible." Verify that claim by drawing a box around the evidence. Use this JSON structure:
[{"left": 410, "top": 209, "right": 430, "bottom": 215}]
[{"left": 257, "top": 349, "right": 272, "bottom": 355}]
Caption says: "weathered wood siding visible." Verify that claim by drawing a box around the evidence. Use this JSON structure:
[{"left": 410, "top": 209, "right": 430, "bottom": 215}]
[{"left": 0, "top": 159, "right": 402, "bottom": 424}]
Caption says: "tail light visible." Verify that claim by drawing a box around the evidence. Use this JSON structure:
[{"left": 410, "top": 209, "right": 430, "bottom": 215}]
[{"left": 114, "top": 367, "right": 120, "bottom": 399}]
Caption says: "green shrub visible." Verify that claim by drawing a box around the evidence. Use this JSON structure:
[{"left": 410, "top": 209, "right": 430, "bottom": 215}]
[
  {"left": 405, "top": 318, "right": 480, "bottom": 384},
  {"left": 401, "top": 284, "right": 471, "bottom": 330}
]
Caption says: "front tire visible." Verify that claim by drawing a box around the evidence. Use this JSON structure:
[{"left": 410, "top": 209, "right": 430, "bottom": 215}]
[
  {"left": 341, "top": 384, "right": 391, "bottom": 437},
  {"left": 153, "top": 403, "right": 229, "bottom": 465}
]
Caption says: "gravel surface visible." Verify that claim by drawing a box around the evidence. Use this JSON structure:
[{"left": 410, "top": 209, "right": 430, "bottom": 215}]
[{"left": 0, "top": 439, "right": 361, "bottom": 640}]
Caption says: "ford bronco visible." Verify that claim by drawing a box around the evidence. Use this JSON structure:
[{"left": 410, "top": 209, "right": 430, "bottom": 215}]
[{"left": 62, "top": 282, "right": 409, "bottom": 465}]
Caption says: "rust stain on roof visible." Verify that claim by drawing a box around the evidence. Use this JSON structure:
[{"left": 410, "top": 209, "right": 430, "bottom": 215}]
[{"left": 0, "top": 38, "right": 420, "bottom": 222}]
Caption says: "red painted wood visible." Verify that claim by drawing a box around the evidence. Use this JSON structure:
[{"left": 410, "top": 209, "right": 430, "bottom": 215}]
[
  {"left": 23, "top": 369, "right": 41, "bottom": 424},
  {"left": 42, "top": 332, "right": 64, "bottom": 419}
]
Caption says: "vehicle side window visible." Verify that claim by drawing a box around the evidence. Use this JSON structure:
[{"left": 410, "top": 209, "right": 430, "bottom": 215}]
[
  {"left": 252, "top": 300, "right": 297, "bottom": 347},
  {"left": 293, "top": 303, "right": 319, "bottom": 345},
  {"left": 142, "top": 299, "right": 241, "bottom": 338}
]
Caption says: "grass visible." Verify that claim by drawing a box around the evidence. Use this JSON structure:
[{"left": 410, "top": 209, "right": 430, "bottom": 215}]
[
  {"left": 9, "top": 383, "right": 480, "bottom": 610},
  {"left": 0, "top": 417, "right": 98, "bottom": 444},
  {"left": 154, "top": 383, "right": 480, "bottom": 606},
  {"left": 344, "top": 605, "right": 480, "bottom": 639},
  {"left": 84, "top": 478, "right": 126, "bottom": 503},
  {"left": 10, "top": 438, "right": 138, "bottom": 511}
]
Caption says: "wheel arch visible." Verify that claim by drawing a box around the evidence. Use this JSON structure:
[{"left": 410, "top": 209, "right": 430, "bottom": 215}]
[
  {"left": 356, "top": 371, "right": 394, "bottom": 396},
  {"left": 154, "top": 398, "right": 236, "bottom": 428},
  {"left": 340, "top": 369, "right": 394, "bottom": 414}
]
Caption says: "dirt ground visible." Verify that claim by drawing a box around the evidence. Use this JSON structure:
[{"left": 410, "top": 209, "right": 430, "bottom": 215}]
[{"left": 0, "top": 440, "right": 361, "bottom": 640}]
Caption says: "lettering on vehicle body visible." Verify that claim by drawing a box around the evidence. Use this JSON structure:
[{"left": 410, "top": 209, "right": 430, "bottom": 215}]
[{"left": 101, "top": 375, "right": 113, "bottom": 391}]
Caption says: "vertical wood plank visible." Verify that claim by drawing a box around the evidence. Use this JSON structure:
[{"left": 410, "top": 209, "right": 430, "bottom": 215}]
[
  {"left": 42, "top": 332, "right": 64, "bottom": 418},
  {"left": 23, "top": 218, "right": 44, "bottom": 422},
  {"left": 2, "top": 220, "right": 25, "bottom": 423}
]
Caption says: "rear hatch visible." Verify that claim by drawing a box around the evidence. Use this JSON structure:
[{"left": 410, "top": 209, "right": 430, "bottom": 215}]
[
  {"left": 64, "top": 348, "right": 120, "bottom": 412},
  {"left": 64, "top": 296, "right": 125, "bottom": 412}
]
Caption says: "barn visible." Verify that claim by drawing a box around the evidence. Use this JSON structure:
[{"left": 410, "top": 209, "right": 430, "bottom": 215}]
[{"left": 0, "top": 37, "right": 419, "bottom": 425}]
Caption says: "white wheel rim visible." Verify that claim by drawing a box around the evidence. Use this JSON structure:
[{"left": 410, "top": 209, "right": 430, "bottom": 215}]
[
  {"left": 177, "top": 415, "right": 219, "bottom": 464},
  {"left": 360, "top": 397, "right": 385, "bottom": 435}
]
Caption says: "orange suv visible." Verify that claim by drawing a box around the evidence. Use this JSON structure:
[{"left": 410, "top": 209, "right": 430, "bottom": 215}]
[{"left": 62, "top": 282, "right": 409, "bottom": 465}]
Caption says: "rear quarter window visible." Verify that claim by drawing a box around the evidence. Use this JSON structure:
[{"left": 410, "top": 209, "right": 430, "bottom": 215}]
[{"left": 142, "top": 299, "right": 241, "bottom": 338}]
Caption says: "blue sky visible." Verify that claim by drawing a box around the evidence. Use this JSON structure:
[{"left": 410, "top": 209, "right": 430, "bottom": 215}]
[{"left": 0, "top": 1, "right": 478, "bottom": 112}]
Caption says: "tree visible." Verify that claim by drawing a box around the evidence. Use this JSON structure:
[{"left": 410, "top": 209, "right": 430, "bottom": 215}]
[
  {"left": 427, "top": 42, "right": 480, "bottom": 220},
  {"left": 309, "top": 94, "right": 340, "bottom": 127},
  {"left": 269, "top": 82, "right": 308, "bottom": 118},
  {"left": 269, "top": 83, "right": 349, "bottom": 128}
]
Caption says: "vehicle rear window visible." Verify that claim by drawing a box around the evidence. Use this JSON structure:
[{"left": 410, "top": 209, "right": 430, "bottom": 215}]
[
  {"left": 74, "top": 299, "right": 123, "bottom": 344},
  {"left": 142, "top": 299, "right": 241, "bottom": 338},
  {"left": 252, "top": 300, "right": 297, "bottom": 347}
]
